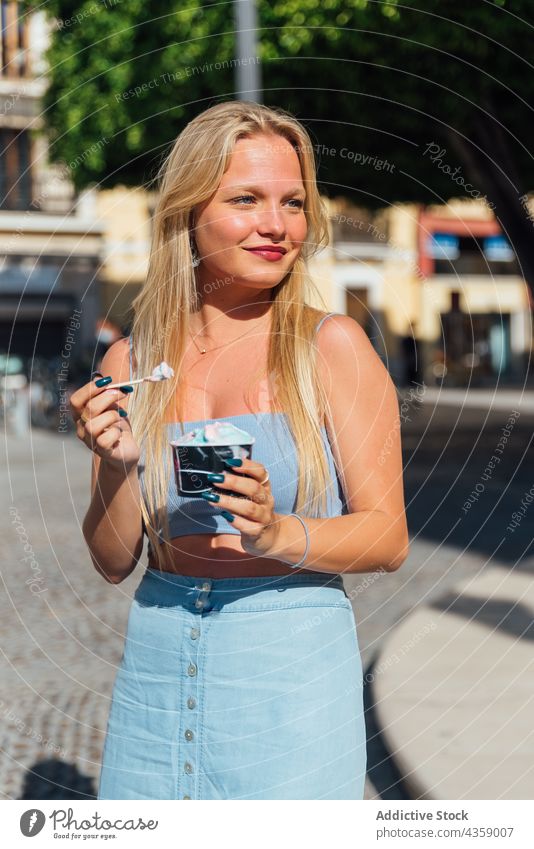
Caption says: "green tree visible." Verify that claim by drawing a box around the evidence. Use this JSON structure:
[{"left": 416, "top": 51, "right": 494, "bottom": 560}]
[{"left": 21, "top": 0, "right": 534, "bottom": 296}]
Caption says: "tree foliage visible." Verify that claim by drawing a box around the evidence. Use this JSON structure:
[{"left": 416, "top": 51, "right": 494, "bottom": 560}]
[{"left": 21, "top": 0, "right": 534, "bottom": 288}]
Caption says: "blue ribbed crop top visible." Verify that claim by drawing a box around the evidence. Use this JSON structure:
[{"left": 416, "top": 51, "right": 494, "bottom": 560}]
[{"left": 130, "top": 314, "right": 348, "bottom": 553}]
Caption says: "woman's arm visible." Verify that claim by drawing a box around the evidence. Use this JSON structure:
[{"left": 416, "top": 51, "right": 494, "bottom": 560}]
[
  {"left": 83, "top": 460, "right": 144, "bottom": 584},
  {"left": 81, "top": 338, "right": 144, "bottom": 584},
  {"left": 271, "top": 315, "right": 410, "bottom": 574},
  {"left": 271, "top": 511, "right": 408, "bottom": 574}
]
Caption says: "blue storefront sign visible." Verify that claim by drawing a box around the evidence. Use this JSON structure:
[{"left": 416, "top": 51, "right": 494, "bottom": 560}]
[
  {"left": 426, "top": 233, "right": 460, "bottom": 260},
  {"left": 483, "top": 235, "right": 515, "bottom": 262}
]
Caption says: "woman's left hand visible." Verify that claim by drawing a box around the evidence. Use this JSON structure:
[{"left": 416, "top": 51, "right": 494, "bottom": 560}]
[{"left": 203, "top": 458, "right": 281, "bottom": 558}]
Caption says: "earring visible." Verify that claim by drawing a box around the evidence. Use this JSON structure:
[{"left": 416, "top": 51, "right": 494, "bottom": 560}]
[{"left": 189, "top": 234, "right": 201, "bottom": 268}]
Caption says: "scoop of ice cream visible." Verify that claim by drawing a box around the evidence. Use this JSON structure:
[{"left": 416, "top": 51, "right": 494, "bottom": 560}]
[
  {"left": 148, "top": 361, "right": 174, "bottom": 382},
  {"left": 170, "top": 420, "right": 255, "bottom": 446}
]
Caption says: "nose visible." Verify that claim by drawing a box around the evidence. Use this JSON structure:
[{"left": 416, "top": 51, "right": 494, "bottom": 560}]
[{"left": 256, "top": 202, "right": 286, "bottom": 240}]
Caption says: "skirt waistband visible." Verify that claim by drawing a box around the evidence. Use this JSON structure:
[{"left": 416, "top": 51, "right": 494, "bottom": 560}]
[{"left": 134, "top": 567, "right": 349, "bottom": 611}]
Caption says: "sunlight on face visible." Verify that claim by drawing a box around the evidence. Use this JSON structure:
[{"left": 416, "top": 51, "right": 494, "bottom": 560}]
[{"left": 193, "top": 133, "right": 308, "bottom": 291}]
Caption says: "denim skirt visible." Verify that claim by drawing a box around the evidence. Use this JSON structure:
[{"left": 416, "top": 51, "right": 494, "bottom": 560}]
[{"left": 97, "top": 567, "right": 366, "bottom": 800}]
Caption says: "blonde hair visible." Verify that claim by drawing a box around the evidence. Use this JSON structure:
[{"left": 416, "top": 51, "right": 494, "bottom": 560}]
[{"left": 128, "top": 100, "right": 345, "bottom": 571}]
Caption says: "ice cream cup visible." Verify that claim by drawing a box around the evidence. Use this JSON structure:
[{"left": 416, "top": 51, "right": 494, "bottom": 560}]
[{"left": 170, "top": 421, "right": 255, "bottom": 497}]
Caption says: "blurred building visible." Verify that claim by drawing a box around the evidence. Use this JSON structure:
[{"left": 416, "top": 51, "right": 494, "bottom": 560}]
[
  {"left": 3, "top": 6, "right": 531, "bottom": 390},
  {"left": 416, "top": 202, "right": 531, "bottom": 387},
  {"left": 95, "top": 186, "right": 155, "bottom": 332},
  {"left": 315, "top": 198, "right": 533, "bottom": 388},
  {"left": 0, "top": 6, "right": 103, "bottom": 364},
  {"left": 96, "top": 190, "right": 533, "bottom": 389}
]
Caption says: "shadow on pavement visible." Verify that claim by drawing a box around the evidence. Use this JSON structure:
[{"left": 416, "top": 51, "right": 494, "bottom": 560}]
[
  {"left": 19, "top": 759, "right": 96, "bottom": 800},
  {"left": 364, "top": 657, "right": 413, "bottom": 800},
  {"left": 403, "top": 404, "right": 534, "bottom": 571},
  {"left": 428, "top": 594, "right": 534, "bottom": 640}
]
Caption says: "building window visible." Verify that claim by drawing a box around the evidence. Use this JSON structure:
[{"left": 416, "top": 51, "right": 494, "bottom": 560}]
[
  {"left": 1, "top": 1, "right": 28, "bottom": 77},
  {"left": 429, "top": 233, "right": 520, "bottom": 276},
  {"left": 0, "top": 128, "right": 33, "bottom": 209}
]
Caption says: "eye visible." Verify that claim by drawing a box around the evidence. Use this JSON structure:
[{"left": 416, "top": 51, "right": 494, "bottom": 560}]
[{"left": 230, "top": 195, "right": 304, "bottom": 208}]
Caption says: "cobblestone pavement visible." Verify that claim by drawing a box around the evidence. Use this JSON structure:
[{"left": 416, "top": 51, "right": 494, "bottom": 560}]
[{"left": 1, "top": 398, "right": 531, "bottom": 800}]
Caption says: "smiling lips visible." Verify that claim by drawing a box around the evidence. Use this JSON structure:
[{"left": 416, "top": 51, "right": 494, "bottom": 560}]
[{"left": 243, "top": 245, "right": 287, "bottom": 261}]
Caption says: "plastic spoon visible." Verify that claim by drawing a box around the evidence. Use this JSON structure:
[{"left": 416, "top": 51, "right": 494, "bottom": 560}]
[{"left": 104, "top": 361, "right": 174, "bottom": 390}]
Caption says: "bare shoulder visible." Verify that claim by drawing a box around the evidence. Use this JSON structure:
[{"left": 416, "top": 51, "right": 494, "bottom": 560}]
[
  {"left": 98, "top": 337, "right": 131, "bottom": 384},
  {"left": 316, "top": 313, "right": 390, "bottom": 383},
  {"left": 315, "top": 311, "right": 367, "bottom": 348},
  {"left": 314, "top": 314, "right": 407, "bottom": 542}
]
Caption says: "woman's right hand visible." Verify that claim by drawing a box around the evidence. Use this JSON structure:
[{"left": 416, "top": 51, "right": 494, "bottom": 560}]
[{"left": 69, "top": 378, "right": 141, "bottom": 471}]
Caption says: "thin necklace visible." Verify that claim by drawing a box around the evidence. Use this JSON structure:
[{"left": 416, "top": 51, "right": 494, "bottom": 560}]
[{"left": 188, "top": 315, "right": 270, "bottom": 355}]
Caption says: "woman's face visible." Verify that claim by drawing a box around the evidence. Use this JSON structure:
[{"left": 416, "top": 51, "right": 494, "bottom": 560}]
[{"left": 193, "top": 133, "right": 308, "bottom": 292}]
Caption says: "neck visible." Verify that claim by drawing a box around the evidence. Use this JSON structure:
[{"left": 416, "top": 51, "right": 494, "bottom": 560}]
[{"left": 191, "top": 284, "right": 274, "bottom": 338}]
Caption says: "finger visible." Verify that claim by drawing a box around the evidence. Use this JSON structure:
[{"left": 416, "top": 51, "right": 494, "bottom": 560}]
[
  {"left": 70, "top": 378, "right": 111, "bottom": 416},
  {"left": 94, "top": 426, "right": 124, "bottom": 455},
  {"left": 80, "top": 388, "right": 129, "bottom": 422},
  {"left": 207, "top": 491, "right": 270, "bottom": 522},
  {"left": 76, "top": 405, "right": 128, "bottom": 445},
  {"left": 223, "top": 456, "right": 268, "bottom": 482},
  {"left": 213, "top": 486, "right": 271, "bottom": 509},
  {"left": 218, "top": 508, "right": 273, "bottom": 541},
  {"left": 82, "top": 409, "right": 124, "bottom": 440},
  {"left": 209, "top": 470, "right": 265, "bottom": 500},
  {"left": 69, "top": 377, "right": 129, "bottom": 418}
]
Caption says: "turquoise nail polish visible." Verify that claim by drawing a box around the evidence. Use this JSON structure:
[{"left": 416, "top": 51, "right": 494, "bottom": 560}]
[
  {"left": 207, "top": 473, "right": 225, "bottom": 482},
  {"left": 119, "top": 385, "right": 134, "bottom": 393},
  {"left": 201, "top": 491, "right": 220, "bottom": 503},
  {"left": 95, "top": 376, "right": 112, "bottom": 387},
  {"left": 118, "top": 408, "right": 128, "bottom": 417},
  {"left": 221, "top": 510, "right": 234, "bottom": 522},
  {"left": 224, "top": 458, "right": 242, "bottom": 467}
]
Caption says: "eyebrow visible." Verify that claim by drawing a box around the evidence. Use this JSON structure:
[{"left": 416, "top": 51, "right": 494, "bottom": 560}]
[{"left": 222, "top": 184, "right": 306, "bottom": 197}]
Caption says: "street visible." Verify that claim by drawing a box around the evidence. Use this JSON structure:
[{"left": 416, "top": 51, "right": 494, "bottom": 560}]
[{"left": 1, "top": 397, "right": 532, "bottom": 799}]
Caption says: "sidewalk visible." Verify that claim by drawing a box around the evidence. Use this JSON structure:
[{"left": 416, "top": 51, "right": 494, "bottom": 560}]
[
  {"left": 403, "top": 386, "right": 534, "bottom": 414},
  {"left": 372, "top": 556, "right": 534, "bottom": 799},
  {"left": 2, "top": 414, "right": 532, "bottom": 799}
]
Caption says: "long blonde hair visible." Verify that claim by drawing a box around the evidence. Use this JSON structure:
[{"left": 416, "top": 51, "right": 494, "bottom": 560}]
[{"left": 128, "top": 100, "right": 344, "bottom": 571}]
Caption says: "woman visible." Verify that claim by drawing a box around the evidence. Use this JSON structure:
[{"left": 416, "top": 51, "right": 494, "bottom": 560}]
[{"left": 71, "top": 101, "right": 409, "bottom": 800}]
